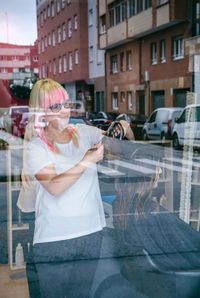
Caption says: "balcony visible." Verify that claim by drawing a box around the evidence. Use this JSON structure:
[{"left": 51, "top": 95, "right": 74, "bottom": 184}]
[
  {"left": 128, "top": 8, "right": 153, "bottom": 38},
  {"left": 107, "top": 21, "right": 126, "bottom": 46},
  {"left": 156, "top": 3, "right": 170, "bottom": 27}
]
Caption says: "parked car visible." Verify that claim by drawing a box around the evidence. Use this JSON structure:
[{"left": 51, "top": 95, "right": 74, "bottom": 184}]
[
  {"left": 116, "top": 113, "right": 147, "bottom": 140},
  {"left": 3, "top": 106, "right": 29, "bottom": 137},
  {"left": 142, "top": 107, "right": 183, "bottom": 142},
  {"left": 172, "top": 104, "right": 200, "bottom": 149},
  {"left": 88, "top": 111, "right": 116, "bottom": 131}
]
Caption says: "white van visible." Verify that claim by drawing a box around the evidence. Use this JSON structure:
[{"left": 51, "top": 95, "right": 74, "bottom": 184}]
[{"left": 172, "top": 104, "right": 200, "bottom": 149}]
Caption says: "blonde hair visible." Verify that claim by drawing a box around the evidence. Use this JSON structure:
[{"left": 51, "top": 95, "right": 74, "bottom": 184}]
[{"left": 24, "top": 78, "right": 79, "bottom": 150}]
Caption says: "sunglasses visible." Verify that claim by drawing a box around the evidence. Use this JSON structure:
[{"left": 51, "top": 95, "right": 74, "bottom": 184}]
[{"left": 49, "top": 100, "right": 71, "bottom": 113}]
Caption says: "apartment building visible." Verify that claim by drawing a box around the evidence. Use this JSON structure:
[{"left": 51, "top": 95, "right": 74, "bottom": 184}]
[
  {"left": 88, "top": 0, "right": 105, "bottom": 112},
  {"left": 36, "top": 0, "right": 92, "bottom": 109},
  {"left": 0, "top": 42, "right": 38, "bottom": 86},
  {"left": 98, "top": 0, "right": 191, "bottom": 116}
]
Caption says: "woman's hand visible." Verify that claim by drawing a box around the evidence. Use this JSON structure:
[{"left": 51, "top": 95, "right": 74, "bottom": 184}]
[
  {"left": 119, "top": 120, "right": 135, "bottom": 140},
  {"left": 82, "top": 143, "right": 104, "bottom": 167}
]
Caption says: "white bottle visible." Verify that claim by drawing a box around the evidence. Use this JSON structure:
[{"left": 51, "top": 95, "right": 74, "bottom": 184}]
[{"left": 15, "top": 243, "right": 24, "bottom": 267}]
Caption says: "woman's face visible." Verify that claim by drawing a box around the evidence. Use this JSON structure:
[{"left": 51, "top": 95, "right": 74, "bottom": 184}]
[{"left": 45, "top": 100, "right": 71, "bottom": 131}]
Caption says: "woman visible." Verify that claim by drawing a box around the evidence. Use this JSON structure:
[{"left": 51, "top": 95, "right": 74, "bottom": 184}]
[{"left": 19, "top": 78, "right": 134, "bottom": 298}]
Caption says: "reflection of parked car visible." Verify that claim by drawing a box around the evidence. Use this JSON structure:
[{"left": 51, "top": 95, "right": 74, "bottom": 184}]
[
  {"left": 88, "top": 111, "right": 115, "bottom": 131},
  {"left": 116, "top": 113, "right": 147, "bottom": 140},
  {"left": 142, "top": 108, "right": 183, "bottom": 141},
  {"left": 68, "top": 117, "right": 86, "bottom": 125},
  {"left": 3, "top": 106, "right": 29, "bottom": 137},
  {"left": 172, "top": 104, "right": 200, "bottom": 149}
]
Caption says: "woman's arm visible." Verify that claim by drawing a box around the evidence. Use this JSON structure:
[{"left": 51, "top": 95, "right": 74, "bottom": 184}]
[
  {"left": 35, "top": 143, "right": 104, "bottom": 197},
  {"left": 120, "top": 120, "right": 135, "bottom": 140}
]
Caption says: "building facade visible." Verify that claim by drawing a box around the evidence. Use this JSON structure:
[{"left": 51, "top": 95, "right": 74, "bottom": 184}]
[
  {"left": 88, "top": 0, "right": 105, "bottom": 112},
  {"left": 0, "top": 42, "right": 38, "bottom": 86},
  {"left": 36, "top": 0, "right": 93, "bottom": 111},
  {"left": 98, "top": 0, "right": 191, "bottom": 116}
]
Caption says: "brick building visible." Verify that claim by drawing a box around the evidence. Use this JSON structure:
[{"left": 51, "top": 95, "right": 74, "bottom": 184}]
[
  {"left": 0, "top": 42, "right": 38, "bottom": 86},
  {"left": 36, "top": 0, "right": 93, "bottom": 110},
  {"left": 98, "top": 0, "right": 192, "bottom": 116}
]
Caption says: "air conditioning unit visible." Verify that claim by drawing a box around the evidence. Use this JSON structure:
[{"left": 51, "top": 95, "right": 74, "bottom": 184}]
[{"left": 145, "top": 71, "right": 150, "bottom": 82}]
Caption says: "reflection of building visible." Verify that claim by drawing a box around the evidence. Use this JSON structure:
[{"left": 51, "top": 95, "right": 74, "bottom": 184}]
[
  {"left": 97, "top": 0, "right": 191, "bottom": 116},
  {"left": 36, "top": 0, "right": 92, "bottom": 111},
  {"left": 0, "top": 42, "right": 38, "bottom": 86},
  {"left": 88, "top": 0, "right": 105, "bottom": 112}
]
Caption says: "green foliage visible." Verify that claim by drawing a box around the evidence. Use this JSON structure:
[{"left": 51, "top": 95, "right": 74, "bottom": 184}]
[{"left": 10, "top": 85, "right": 31, "bottom": 99}]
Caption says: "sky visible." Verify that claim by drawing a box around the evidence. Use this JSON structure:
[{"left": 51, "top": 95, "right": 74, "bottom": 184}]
[{"left": 0, "top": 0, "right": 37, "bottom": 45}]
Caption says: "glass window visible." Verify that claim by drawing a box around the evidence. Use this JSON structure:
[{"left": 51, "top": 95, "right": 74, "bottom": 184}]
[
  {"left": 62, "top": 23, "right": 66, "bottom": 41},
  {"left": 63, "top": 55, "right": 67, "bottom": 72},
  {"left": 53, "top": 58, "right": 56, "bottom": 74},
  {"left": 127, "top": 51, "right": 132, "bottom": 70},
  {"left": 178, "top": 110, "right": 186, "bottom": 123},
  {"left": 121, "top": 91, "right": 125, "bottom": 103},
  {"left": 48, "top": 33, "right": 51, "bottom": 45},
  {"left": 173, "top": 36, "right": 184, "bottom": 60},
  {"left": 75, "top": 49, "right": 78, "bottom": 64},
  {"left": 111, "top": 55, "right": 118, "bottom": 74},
  {"left": 62, "top": 0, "right": 65, "bottom": 9},
  {"left": 69, "top": 52, "right": 72, "bottom": 70},
  {"left": 100, "top": 15, "right": 106, "bottom": 34},
  {"left": 120, "top": 52, "right": 125, "bottom": 71},
  {"left": 151, "top": 42, "right": 157, "bottom": 65},
  {"left": 89, "top": 46, "right": 93, "bottom": 62},
  {"left": 127, "top": 91, "right": 132, "bottom": 110},
  {"left": 51, "top": 1, "right": 55, "bottom": 17},
  {"left": 112, "top": 92, "right": 118, "bottom": 110},
  {"left": 74, "top": 15, "right": 78, "bottom": 30},
  {"left": 160, "top": 40, "right": 166, "bottom": 63},
  {"left": 45, "top": 36, "right": 47, "bottom": 47},
  {"left": 149, "top": 111, "right": 157, "bottom": 122},
  {"left": 47, "top": 5, "right": 50, "bottom": 17},
  {"left": 57, "top": 0, "right": 60, "bottom": 13},
  {"left": 89, "top": 9, "right": 93, "bottom": 26},
  {"left": 58, "top": 27, "right": 61, "bottom": 43},
  {"left": 68, "top": 19, "right": 72, "bottom": 37},
  {"left": 109, "top": 1, "right": 125, "bottom": 28},
  {"left": 52, "top": 31, "right": 55, "bottom": 46},
  {"left": 58, "top": 56, "right": 62, "bottom": 73}
]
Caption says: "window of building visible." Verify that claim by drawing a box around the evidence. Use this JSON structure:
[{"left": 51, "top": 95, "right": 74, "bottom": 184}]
[
  {"left": 192, "top": 1, "right": 200, "bottom": 36},
  {"left": 57, "top": 0, "right": 60, "bottom": 13},
  {"left": 33, "top": 56, "right": 38, "bottom": 62},
  {"left": 75, "top": 50, "right": 79, "bottom": 64},
  {"left": 43, "top": 63, "right": 47, "bottom": 78},
  {"left": 109, "top": 1, "right": 126, "bottom": 27},
  {"left": 127, "top": 51, "right": 132, "bottom": 70},
  {"left": 151, "top": 42, "right": 157, "bottom": 65},
  {"left": 1, "top": 68, "right": 7, "bottom": 73},
  {"left": 100, "top": 15, "right": 106, "bottom": 34},
  {"left": 173, "top": 36, "right": 184, "bottom": 60},
  {"left": 44, "top": 8, "right": 47, "bottom": 20},
  {"left": 112, "top": 92, "right": 118, "bottom": 110},
  {"left": 74, "top": 15, "right": 78, "bottom": 30},
  {"left": 120, "top": 52, "right": 125, "bottom": 71},
  {"left": 51, "top": 1, "right": 55, "bottom": 17},
  {"left": 111, "top": 55, "right": 118, "bottom": 73},
  {"left": 63, "top": 55, "right": 67, "bottom": 72},
  {"left": 67, "top": 0, "right": 71, "bottom": 4},
  {"left": 47, "top": 5, "right": 50, "bottom": 17},
  {"left": 37, "top": 15, "right": 40, "bottom": 28},
  {"left": 89, "top": 9, "right": 93, "bottom": 26},
  {"left": 127, "top": 91, "right": 132, "bottom": 110},
  {"left": 69, "top": 52, "right": 72, "bottom": 70},
  {"left": 59, "top": 56, "right": 62, "bottom": 73},
  {"left": 62, "top": 23, "right": 66, "bottom": 41},
  {"left": 45, "top": 36, "right": 47, "bottom": 47},
  {"left": 62, "top": 0, "right": 65, "bottom": 9},
  {"left": 53, "top": 59, "right": 56, "bottom": 74},
  {"left": 158, "top": 0, "right": 168, "bottom": 5},
  {"left": 89, "top": 46, "right": 94, "bottom": 62},
  {"left": 48, "top": 33, "right": 51, "bottom": 45},
  {"left": 160, "top": 39, "right": 166, "bottom": 63},
  {"left": 97, "top": 50, "right": 103, "bottom": 65},
  {"left": 40, "top": 11, "right": 44, "bottom": 26},
  {"left": 127, "top": 0, "right": 152, "bottom": 18},
  {"left": 121, "top": 91, "right": 125, "bottom": 103},
  {"left": 68, "top": 19, "right": 72, "bottom": 37},
  {"left": 58, "top": 27, "right": 61, "bottom": 43},
  {"left": 52, "top": 31, "right": 55, "bottom": 46},
  {"left": 25, "top": 55, "right": 30, "bottom": 61},
  {"left": 42, "top": 39, "right": 44, "bottom": 52}
]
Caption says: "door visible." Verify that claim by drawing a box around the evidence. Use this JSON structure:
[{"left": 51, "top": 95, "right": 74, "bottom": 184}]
[
  {"left": 153, "top": 91, "right": 164, "bottom": 110},
  {"left": 146, "top": 111, "right": 157, "bottom": 139},
  {"left": 96, "top": 92, "right": 100, "bottom": 112}
]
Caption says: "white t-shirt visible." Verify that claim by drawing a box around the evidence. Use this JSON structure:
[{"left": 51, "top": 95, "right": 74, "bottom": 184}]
[{"left": 25, "top": 124, "right": 106, "bottom": 244}]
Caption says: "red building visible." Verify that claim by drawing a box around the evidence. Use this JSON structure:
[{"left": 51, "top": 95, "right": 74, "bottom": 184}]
[
  {"left": 36, "top": 0, "right": 91, "bottom": 107},
  {"left": 0, "top": 42, "right": 38, "bottom": 86},
  {"left": 98, "top": 0, "right": 192, "bottom": 116}
]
